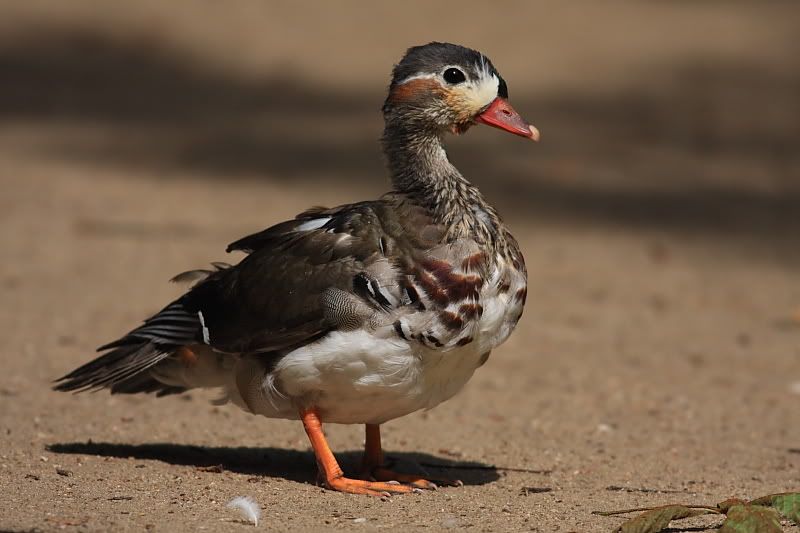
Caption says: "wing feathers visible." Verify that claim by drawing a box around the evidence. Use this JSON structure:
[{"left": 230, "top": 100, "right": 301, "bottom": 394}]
[
  {"left": 55, "top": 196, "right": 460, "bottom": 396},
  {"left": 54, "top": 299, "right": 202, "bottom": 393},
  {"left": 98, "top": 302, "right": 200, "bottom": 350},
  {"left": 53, "top": 342, "right": 170, "bottom": 393}
]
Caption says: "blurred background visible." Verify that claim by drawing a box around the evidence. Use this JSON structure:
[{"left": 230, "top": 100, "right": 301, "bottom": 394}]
[
  {"left": 1, "top": 1, "right": 797, "bottom": 252},
  {"left": 1, "top": 1, "right": 799, "bottom": 531}
]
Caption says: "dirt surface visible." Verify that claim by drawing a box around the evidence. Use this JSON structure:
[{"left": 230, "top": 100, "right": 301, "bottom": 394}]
[{"left": 1, "top": 2, "right": 799, "bottom": 531}]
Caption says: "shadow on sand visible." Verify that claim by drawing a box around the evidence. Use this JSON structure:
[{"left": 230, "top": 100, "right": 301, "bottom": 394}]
[{"left": 47, "top": 441, "right": 503, "bottom": 486}]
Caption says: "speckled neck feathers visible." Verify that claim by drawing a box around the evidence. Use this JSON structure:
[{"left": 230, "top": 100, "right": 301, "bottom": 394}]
[{"left": 381, "top": 120, "right": 503, "bottom": 248}]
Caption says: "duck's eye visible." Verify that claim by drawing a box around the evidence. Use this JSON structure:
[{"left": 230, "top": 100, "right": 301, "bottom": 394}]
[{"left": 443, "top": 67, "right": 466, "bottom": 84}]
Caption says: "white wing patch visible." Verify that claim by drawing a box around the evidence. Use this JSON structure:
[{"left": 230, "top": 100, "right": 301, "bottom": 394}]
[
  {"left": 295, "top": 217, "right": 331, "bottom": 231},
  {"left": 198, "top": 311, "right": 210, "bottom": 344}
]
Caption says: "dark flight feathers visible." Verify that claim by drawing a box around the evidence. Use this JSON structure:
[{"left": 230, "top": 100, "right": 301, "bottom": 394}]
[{"left": 54, "top": 198, "right": 433, "bottom": 393}]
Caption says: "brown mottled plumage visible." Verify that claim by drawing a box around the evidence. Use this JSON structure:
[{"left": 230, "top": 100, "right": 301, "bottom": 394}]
[{"left": 55, "top": 42, "right": 539, "bottom": 496}]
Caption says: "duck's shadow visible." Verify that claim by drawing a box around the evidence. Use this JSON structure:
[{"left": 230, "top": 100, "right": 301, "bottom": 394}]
[{"left": 46, "top": 441, "right": 501, "bottom": 485}]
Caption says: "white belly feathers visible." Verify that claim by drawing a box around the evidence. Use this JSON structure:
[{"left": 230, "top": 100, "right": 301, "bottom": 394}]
[{"left": 220, "top": 257, "right": 527, "bottom": 425}]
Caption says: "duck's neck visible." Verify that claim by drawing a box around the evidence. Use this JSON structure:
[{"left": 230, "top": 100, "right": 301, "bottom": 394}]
[{"left": 382, "top": 121, "right": 497, "bottom": 237}]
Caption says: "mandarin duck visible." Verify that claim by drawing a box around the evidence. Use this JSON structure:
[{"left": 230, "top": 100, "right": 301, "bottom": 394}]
[{"left": 55, "top": 42, "right": 539, "bottom": 496}]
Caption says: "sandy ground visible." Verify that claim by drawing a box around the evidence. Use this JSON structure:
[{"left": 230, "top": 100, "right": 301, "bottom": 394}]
[{"left": 1, "top": 2, "right": 799, "bottom": 531}]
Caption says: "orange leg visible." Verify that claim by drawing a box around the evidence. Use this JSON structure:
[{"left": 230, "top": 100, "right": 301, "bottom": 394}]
[
  {"left": 361, "top": 424, "right": 462, "bottom": 490},
  {"left": 300, "top": 409, "right": 411, "bottom": 496}
]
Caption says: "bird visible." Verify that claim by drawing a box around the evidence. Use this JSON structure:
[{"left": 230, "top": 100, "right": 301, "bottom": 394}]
[{"left": 54, "top": 42, "right": 539, "bottom": 496}]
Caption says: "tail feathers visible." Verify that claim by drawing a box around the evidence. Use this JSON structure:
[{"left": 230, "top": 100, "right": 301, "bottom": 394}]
[
  {"left": 56, "top": 294, "right": 207, "bottom": 394},
  {"left": 53, "top": 341, "right": 172, "bottom": 393},
  {"left": 97, "top": 301, "right": 201, "bottom": 351},
  {"left": 54, "top": 341, "right": 190, "bottom": 396}
]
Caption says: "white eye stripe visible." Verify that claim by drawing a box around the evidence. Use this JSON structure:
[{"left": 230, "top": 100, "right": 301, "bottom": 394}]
[
  {"left": 397, "top": 65, "right": 468, "bottom": 86},
  {"left": 396, "top": 73, "right": 439, "bottom": 86},
  {"left": 395, "top": 62, "right": 499, "bottom": 109}
]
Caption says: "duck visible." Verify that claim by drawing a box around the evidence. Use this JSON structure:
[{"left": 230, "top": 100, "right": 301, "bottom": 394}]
[{"left": 54, "top": 42, "right": 539, "bottom": 496}]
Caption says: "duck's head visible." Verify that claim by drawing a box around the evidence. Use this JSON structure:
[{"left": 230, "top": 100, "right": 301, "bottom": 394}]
[{"left": 383, "top": 42, "right": 539, "bottom": 141}]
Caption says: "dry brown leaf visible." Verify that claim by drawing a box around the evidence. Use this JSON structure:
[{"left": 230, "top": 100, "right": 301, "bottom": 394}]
[{"left": 609, "top": 505, "right": 718, "bottom": 533}]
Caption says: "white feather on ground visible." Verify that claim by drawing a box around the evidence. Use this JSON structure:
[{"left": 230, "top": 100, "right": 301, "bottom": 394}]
[{"left": 227, "top": 496, "right": 261, "bottom": 526}]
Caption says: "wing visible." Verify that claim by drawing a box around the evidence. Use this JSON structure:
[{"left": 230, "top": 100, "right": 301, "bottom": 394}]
[
  {"left": 182, "top": 196, "right": 445, "bottom": 355},
  {"left": 54, "top": 195, "right": 490, "bottom": 394}
]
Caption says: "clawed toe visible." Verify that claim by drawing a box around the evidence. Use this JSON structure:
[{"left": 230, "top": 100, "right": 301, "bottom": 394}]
[
  {"left": 325, "top": 475, "right": 413, "bottom": 496},
  {"left": 370, "top": 466, "right": 461, "bottom": 490}
]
